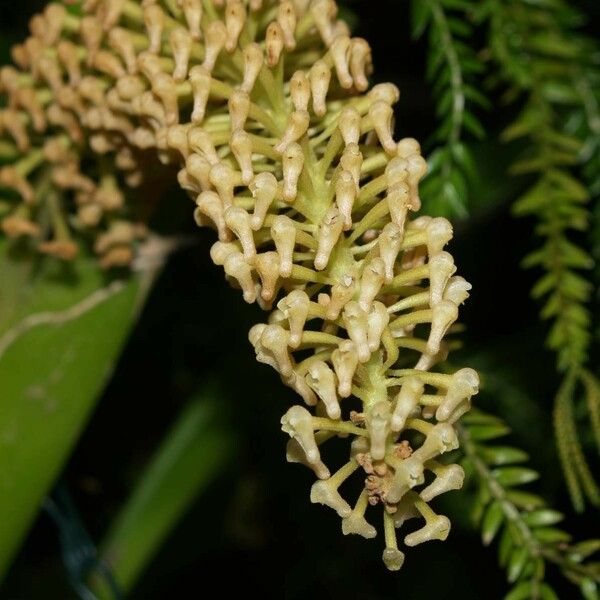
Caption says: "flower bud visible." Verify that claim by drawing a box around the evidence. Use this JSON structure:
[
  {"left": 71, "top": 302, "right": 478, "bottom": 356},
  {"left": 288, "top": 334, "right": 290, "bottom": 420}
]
[
  {"left": 282, "top": 142, "right": 304, "bottom": 202},
  {"left": 404, "top": 514, "right": 450, "bottom": 547},
  {"left": 386, "top": 456, "right": 424, "bottom": 504},
  {"left": 420, "top": 463, "right": 464, "bottom": 502},
  {"left": 254, "top": 251, "right": 281, "bottom": 301},
  {"left": 306, "top": 360, "right": 340, "bottom": 419},
  {"left": 427, "top": 299, "right": 458, "bottom": 356},
  {"left": 281, "top": 405, "right": 320, "bottom": 464},
  {"left": 343, "top": 301, "right": 370, "bottom": 363},
  {"left": 340, "top": 143, "right": 363, "bottom": 189},
  {"left": 339, "top": 106, "right": 361, "bottom": 146},
  {"left": 359, "top": 257, "right": 386, "bottom": 311},
  {"left": 186, "top": 153, "right": 212, "bottom": 191},
  {"left": 275, "top": 110, "right": 310, "bottom": 153},
  {"left": 178, "top": 0, "right": 202, "bottom": 40},
  {"left": 241, "top": 43, "right": 263, "bottom": 93},
  {"left": 203, "top": 20, "right": 227, "bottom": 72},
  {"left": 225, "top": 206, "right": 255, "bottom": 260},
  {"left": 436, "top": 368, "right": 479, "bottom": 422},
  {"left": 397, "top": 137, "right": 420, "bottom": 158},
  {"left": 225, "top": 0, "right": 246, "bottom": 53},
  {"left": 290, "top": 70, "right": 310, "bottom": 112},
  {"left": 195, "top": 190, "right": 229, "bottom": 240},
  {"left": 412, "top": 423, "right": 459, "bottom": 463},
  {"left": 335, "top": 170, "right": 356, "bottom": 230},
  {"left": 443, "top": 276, "right": 472, "bottom": 306},
  {"left": 278, "top": 1, "right": 297, "bottom": 51},
  {"left": 170, "top": 27, "right": 192, "bottom": 81},
  {"left": 283, "top": 371, "right": 318, "bottom": 407},
  {"left": 271, "top": 215, "right": 297, "bottom": 278},
  {"left": 369, "top": 100, "right": 396, "bottom": 154},
  {"left": 327, "top": 274, "right": 356, "bottom": 320},
  {"left": 188, "top": 127, "right": 219, "bottom": 164},
  {"left": 309, "top": 60, "right": 331, "bottom": 117},
  {"left": 330, "top": 35, "right": 353, "bottom": 89},
  {"left": 250, "top": 172, "right": 278, "bottom": 230},
  {"left": 331, "top": 339, "right": 358, "bottom": 398},
  {"left": 230, "top": 129, "right": 254, "bottom": 184},
  {"left": 350, "top": 38, "right": 371, "bottom": 91},
  {"left": 224, "top": 252, "right": 256, "bottom": 303},
  {"left": 342, "top": 491, "right": 377, "bottom": 539},
  {"left": 209, "top": 162, "right": 236, "bottom": 209},
  {"left": 278, "top": 289, "right": 310, "bottom": 348},
  {"left": 259, "top": 324, "right": 293, "bottom": 376},
  {"left": 429, "top": 251, "right": 456, "bottom": 308},
  {"left": 266, "top": 21, "right": 284, "bottom": 67},
  {"left": 143, "top": 4, "right": 165, "bottom": 54},
  {"left": 367, "top": 301, "right": 389, "bottom": 352},
  {"left": 391, "top": 377, "right": 423, "bottom": 432},
  {"left": 189, "top": 65, "right": 211, "bottom": 123},
  {"left": 228, "top": 89, "right": 250, "bottom": 131},
  {"left": 310, "top": 0, "right": 337, "bottom": 47},
  {"left": 366, "top": 401, "right": 391, "bottom": 460}
]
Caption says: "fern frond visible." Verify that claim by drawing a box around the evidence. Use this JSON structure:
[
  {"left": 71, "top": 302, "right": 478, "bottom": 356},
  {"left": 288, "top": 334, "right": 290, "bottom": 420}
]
[
  {"left": 460, "top": 409, "right": 600, "bottom": 599},
  {"left": 411, "top": 0, "right": 487, "bottom": 218}
]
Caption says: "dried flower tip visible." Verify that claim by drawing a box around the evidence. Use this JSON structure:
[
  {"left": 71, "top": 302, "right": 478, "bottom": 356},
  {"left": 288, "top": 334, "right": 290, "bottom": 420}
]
[
  {"left": 225, "top": 0, "right": 246, "bottom": 53},
  {"left": 271, "top": 215, "right": 296, "bottom": 277},
  {"left": 331, "top": 339, "right": 358, "bottom": 398},
  {"left": 250, "top": 171, "right": 278, "bottom": 230},
  {"left": 436, "top": 368, "right": 479, "bottom": 423},
  {"left": 404, "top": 513, "right": 451, "bottom": 547},
  {"left": 203, "top": 20, "right": 227, "bottom": 72},
  {"left": 254, "top": 251, "right": 281, "bottom": 301},
  {"left": 282, "top": 142, "right": 304, "bottom": 203},
  {"left": 224, "top": 251, "right": 256, "bottom": 303},
  {"left": 369, "top": 100, "right": 396, "bottom": 155},
  {"left": 39, "top": 239, "right": 79, "bottom": 261},
  {"left": 241, "top": 43, "right": 263, "bottom": 93},
  {"left": 228, "top": 89, "right": 250, "bottom": 131},
  {"left": 335, "top": 170, "right": 356, "bottom": 230},
  {"left": 275, "top": 110, "right": 310, "bottom": 154},
  {"left": 343, "top": 301, "right": 370, "bottom": 363},
  {"left": 195, "top": 190, "right": 229, "bottom": 240},
  {"left": 170, "top": 27, "right": 192, "bottom": 80},
  {"left": 306, "top": 360, "right": 340, "bottom": 419},
  {"left": 178, "top": 0, "right": 202, "bottom": 40},
  {"left": 429, "top": 251, "right": 456, "bottom": 308},
  {"left": 420, "top": 463, "right": 464, "bottom": 502},
  {"left": 309, "top": 60, "right": 331, "bottom": 117},
  {"left": 359, "top": 257, "right": 385, "bottom": 311},
  {"left": 391, "top": 377, "right": 423, "bottom": 432},
  {"left": 229, "top": 129, "right": 253, "bottom": 185},
  {"left": 143, "top": 4, "right": 165, "bottom": 54},
  {"left": 277, "top": 289, "right": 310, "bottom": 348},
  {"left": 187, "top": 65, "right": 211, "bottom": 123},
  {"left": 310, "top": 461, "right": 357, "bottom": 519},
  {"left": 339, "top": 106, "right": 361, "bottom": 146},
  {"left": 327, "top": 274, "right": 356, "bottom": 320},
  {"left": 350, "top": 38, "right": 371, "bottom": 91},
  {"left": 342, "top": 491, "right": 377, "bottom": 539}
]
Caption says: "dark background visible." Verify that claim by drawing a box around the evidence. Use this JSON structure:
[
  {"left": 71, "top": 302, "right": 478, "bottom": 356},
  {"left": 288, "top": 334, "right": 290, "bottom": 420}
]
[{"left": 1, "top": 1, "right": 600, "bottom": 598}]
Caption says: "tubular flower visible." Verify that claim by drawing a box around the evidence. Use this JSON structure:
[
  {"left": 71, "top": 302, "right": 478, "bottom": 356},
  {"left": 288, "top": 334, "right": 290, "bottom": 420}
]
[{"left": 0, "top": 0, "right": 478, "bottom": 569}]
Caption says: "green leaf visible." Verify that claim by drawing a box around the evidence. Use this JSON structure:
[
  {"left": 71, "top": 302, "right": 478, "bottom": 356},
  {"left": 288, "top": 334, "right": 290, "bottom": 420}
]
[
  {"left": 94, "top": 390, "right": 235, "bottom": 596},
  {"left": 569, "top": 539, "right": 600, "bottom": 562},
  {"left": 581, "top": 578, "right": 600, "bottom": 600},
  {"left": 479, "top": 445, "right": 529, "bottom": 466},
  {"left": 522, "top": 509, "right": 564, "bottom": 527},
  {"left": 0, "top": 244, "right": 157, "bottom": 577},
  {"left": 505, "top": 490, "right": 546, "bottom": 511},
  {"left": 411, "top": 0, "right": 432, "bottom": 38},
  {"left": 507, "top": 546, "right": 530, "bottom": 583},
  {"left": 533, "top": 527, "right": 572, "bottom": 543},
  {"left": 492, "top": 467, "right": 539, "bottom": 487},
  {"left": 505, "top": 581, "right": 533, "bottom": 600},
  {"left": 482, "top": 501, "right": 505, "bottom": 545},
  {"left": 468, "top": 424, "right": 511, "bottom": 441},
  {"left": 540, "top": 584, "right": 560, "bottom": 600}
]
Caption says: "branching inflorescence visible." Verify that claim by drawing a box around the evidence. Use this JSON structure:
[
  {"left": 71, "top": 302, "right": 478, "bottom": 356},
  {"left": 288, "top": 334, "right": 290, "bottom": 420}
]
[{"left": 0, "top": 0, "right": 478, "bottom": 569}]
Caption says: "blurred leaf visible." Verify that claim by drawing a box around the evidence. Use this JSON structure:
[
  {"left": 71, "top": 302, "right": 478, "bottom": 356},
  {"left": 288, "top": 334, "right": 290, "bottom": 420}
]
[
  {"left": 94, "top": 389, "right": 235, "bottom": 597},
  {"left": 0, "top": 242, "right": 157, "bottom": 578}
]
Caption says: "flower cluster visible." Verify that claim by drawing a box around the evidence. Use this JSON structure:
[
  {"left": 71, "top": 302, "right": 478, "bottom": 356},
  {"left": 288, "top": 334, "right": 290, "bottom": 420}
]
[{"left": 0, "top": 0, "right": 478, "bottom": 569}]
